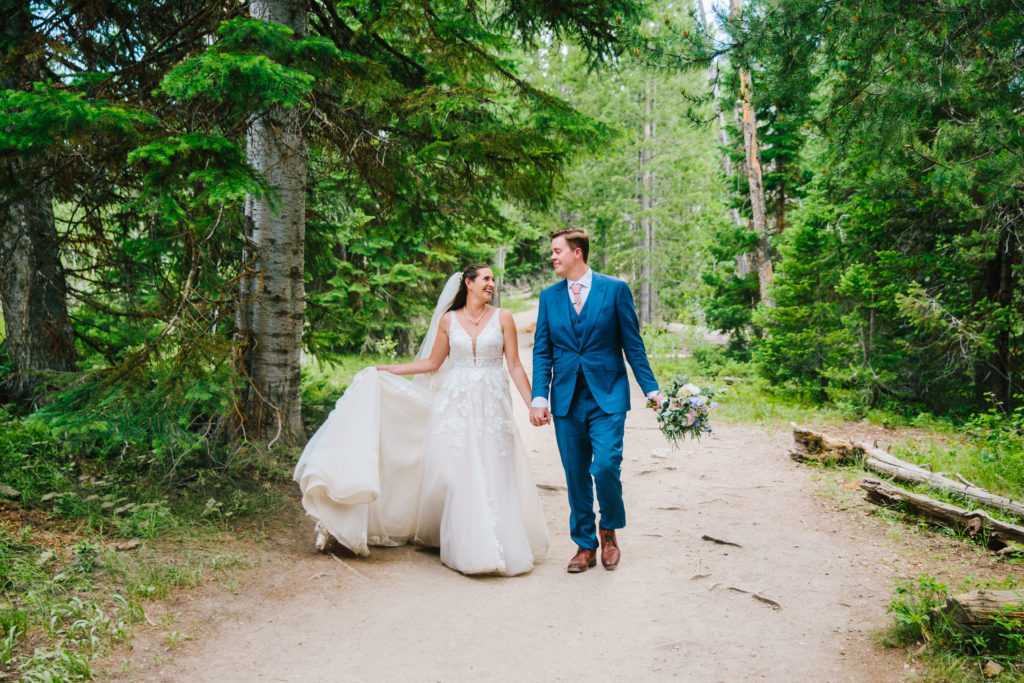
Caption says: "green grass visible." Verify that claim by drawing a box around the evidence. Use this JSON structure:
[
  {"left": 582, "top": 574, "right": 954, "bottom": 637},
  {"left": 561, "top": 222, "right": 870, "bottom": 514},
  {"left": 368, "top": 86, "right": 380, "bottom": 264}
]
[
  {"left": 501, "top": 290, "right": 535, "bottom": 314},
  {"left": 643, "top": 326, "right": 1024, "bottom": 499},
  {"left": 881, "top": 574, "right": 1024, "bottom": 682},
  {"left": 301, "top": 353, "right": 413, "bottom": 430},
  {"left": 0, "top": 510, "right": 268, "bottom": 680},
  {"left": 0, "top": 349, "right": 399, "bottom": 679},
  {"left": 0, "top": 404, "right": 292, "bottom": 680}
]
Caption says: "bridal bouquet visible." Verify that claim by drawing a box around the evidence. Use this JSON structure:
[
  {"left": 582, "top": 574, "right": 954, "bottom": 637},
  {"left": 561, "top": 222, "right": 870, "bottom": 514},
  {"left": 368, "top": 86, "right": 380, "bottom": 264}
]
[{"left": 647, "top": 376, "right": 721, "bottom": 447}]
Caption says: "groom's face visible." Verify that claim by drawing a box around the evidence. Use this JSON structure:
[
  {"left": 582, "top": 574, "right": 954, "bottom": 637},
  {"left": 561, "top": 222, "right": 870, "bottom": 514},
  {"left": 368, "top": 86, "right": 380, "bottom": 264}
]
[{"left": 550, "top": 237, "right": 582, "bottom": 278}]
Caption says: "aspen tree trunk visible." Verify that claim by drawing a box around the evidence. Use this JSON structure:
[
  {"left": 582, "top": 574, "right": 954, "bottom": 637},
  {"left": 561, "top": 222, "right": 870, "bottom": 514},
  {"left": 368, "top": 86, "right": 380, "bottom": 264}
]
[
  {"left": 493, "top": 244, "right": 508, "bottom": 308},
  {"left": 638, "top": 80, "right": 654, "bottom": 327},
  {"left": 0, "top": 7, "right": 78, "bottom": 401},
  {"left": 698, "top": 0, "right": 744, "bottom": 239},
  {"left": 235, "top": 0, "right": 309, "bottom": 445},
  {"left": 730, "top": 0, "right": 773, "bottom": 303},
  {"left": 731, "top": 104, "right": 753, "bottom": 278}
]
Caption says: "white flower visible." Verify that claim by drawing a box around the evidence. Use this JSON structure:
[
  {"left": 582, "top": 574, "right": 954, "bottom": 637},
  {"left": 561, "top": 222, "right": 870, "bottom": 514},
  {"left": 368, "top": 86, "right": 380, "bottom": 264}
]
[{"left": 682, "top": 383, "right": 701, "bottom": 396}]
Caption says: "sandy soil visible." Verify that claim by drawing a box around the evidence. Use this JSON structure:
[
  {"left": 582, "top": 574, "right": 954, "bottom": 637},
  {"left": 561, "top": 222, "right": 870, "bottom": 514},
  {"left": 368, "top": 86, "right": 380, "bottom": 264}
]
[{"left": 104, "top": 309, "right": 997, "bottom": 682}]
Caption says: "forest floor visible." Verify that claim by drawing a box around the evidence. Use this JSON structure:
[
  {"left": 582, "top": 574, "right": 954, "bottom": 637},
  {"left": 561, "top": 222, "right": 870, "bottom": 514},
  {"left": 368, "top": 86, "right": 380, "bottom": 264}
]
[{"left": 102, "top": 307, "right": 1017, "bottom": 682}]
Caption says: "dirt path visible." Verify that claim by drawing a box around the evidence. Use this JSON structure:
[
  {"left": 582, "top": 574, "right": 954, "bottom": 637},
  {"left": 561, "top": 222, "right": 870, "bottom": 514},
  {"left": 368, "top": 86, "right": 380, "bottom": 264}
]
[{"left": 113, "top": 310, "right": 917, "bottom": 682}]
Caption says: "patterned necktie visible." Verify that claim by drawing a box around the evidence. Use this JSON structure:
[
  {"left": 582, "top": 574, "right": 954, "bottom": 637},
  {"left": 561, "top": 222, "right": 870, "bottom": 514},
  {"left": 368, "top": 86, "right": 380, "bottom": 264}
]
[{"left": 569, "top": 282, "right": 584, "bottom": 314}]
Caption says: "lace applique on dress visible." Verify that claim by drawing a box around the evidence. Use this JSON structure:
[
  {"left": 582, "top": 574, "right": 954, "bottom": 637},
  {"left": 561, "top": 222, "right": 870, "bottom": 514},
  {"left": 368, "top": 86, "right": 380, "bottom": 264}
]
[{"left": 435, "top": 311, "right": 514, "bottom": 458}]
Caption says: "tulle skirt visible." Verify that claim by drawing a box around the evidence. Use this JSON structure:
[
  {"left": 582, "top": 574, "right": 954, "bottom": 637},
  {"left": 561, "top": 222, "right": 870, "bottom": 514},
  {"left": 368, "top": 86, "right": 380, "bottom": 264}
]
[{"left": 293, "top": 368, "right": 548, "bottom": 575}]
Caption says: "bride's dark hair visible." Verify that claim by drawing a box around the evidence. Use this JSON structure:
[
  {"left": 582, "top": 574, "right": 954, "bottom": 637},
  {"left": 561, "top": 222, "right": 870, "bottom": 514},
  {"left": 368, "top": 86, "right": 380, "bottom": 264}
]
[{"left": 447, "top": 263, "right": 490, "bottom": 312}]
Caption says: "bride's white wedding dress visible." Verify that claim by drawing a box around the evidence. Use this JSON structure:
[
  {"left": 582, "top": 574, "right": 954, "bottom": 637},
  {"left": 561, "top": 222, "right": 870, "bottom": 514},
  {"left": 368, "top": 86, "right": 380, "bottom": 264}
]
[{"left": 293, "top": 309, "right": 549, "bottom": 576}]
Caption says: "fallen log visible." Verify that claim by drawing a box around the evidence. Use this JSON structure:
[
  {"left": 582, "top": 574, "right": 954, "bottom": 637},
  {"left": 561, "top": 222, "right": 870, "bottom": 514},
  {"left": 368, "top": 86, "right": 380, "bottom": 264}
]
[
  {"left": 790, "top": 424, "right": 858, "bottom": 464},
  {"left": 937, "top": 590, "right": 1024, "bottom": 628},
  {"left": 860, "top": 479, "right": 1024, "bottom": 550},
  {"left": 791, "top": 423, "right": 1024, "bottom": 521}
]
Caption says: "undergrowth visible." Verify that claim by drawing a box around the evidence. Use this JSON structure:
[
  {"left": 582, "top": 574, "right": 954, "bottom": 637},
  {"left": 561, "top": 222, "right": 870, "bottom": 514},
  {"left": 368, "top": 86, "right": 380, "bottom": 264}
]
[
  {"left": 0, "top": 351, "right": 408, "bottom": 679},
  {"left": 884, "top": 574, "right": 1024, "bottom": 681},
  {"left": 0, "top": 398, "right": 290, "bottom": 680},
  {"left": 646, "top": 326, "right": 1024, "bottom": 502}
]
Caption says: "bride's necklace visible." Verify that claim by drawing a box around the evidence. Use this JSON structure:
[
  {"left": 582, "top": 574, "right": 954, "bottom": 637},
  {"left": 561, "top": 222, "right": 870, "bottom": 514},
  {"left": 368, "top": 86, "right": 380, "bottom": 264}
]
[{"left": 464, "top": 305, "right": 487, "bottom": 325}]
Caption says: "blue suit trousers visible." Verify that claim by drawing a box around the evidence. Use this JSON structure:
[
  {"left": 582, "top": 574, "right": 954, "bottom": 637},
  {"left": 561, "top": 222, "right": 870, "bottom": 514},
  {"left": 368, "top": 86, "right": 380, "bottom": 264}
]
[{"left": 553, "top": 374, "right": 627, "bottom": 550}]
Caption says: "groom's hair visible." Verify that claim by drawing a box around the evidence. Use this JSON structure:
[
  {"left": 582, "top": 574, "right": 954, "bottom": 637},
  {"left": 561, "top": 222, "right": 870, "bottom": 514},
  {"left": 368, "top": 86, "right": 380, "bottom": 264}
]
[{"left": 550, "top": 228, "right": 589, "bottom": 263}]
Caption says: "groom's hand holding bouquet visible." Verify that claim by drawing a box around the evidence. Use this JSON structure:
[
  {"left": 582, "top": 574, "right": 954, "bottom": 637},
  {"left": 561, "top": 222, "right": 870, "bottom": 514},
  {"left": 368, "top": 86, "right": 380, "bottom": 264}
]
[{"left": 647, "top": 377, "right": 721, "bottom": 448}]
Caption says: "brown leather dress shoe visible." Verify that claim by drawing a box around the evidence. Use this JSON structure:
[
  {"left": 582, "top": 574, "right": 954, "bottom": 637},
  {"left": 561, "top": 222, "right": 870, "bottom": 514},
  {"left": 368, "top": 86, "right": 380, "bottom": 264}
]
[
  {"left": 599, "top": 528, "right": 620, "bottom": 570},
  {"left": 567, "top": 546, "right": 597, "bottom": 573}
]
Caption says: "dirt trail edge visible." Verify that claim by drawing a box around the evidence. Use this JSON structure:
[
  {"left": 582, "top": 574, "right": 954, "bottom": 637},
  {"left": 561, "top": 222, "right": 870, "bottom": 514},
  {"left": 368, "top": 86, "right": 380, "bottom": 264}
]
[{"left": 115, "top": 308, "right": 911, "bottom": 682}]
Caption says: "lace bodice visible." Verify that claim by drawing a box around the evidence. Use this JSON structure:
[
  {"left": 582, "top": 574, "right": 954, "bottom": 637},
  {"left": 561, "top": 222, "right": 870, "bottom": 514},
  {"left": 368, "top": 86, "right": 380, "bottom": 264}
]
[
  {"left": 435, "top": 309, "right": 513, "bottom": 458},
  {"left": 448, "top": 310, "right": 505, "bottom": 368}
]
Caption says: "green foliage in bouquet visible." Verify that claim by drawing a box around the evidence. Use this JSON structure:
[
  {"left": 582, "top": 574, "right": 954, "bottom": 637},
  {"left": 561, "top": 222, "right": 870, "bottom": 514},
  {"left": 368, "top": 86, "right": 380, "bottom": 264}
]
[{"left": 648, "top": 377, "right": 721, "bottom": 447}]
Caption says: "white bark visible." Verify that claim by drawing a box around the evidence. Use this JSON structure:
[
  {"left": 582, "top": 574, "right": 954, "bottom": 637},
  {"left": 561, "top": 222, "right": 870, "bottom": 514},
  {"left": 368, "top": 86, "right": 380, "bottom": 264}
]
[
  {"left": 698, "top": 0, "right": 744, "bottom": 228},
  {"left": 638, "top": 80, "right": 654, "bottom": 326},
  {"left": 236, "top": 0, "right": 309, "bottom": 444},
  {"left": 493, "top": 244, "right": 508, "bottom": 308},
  {"left": 731, "top": 0, "right": 772, "bottom": 300}
]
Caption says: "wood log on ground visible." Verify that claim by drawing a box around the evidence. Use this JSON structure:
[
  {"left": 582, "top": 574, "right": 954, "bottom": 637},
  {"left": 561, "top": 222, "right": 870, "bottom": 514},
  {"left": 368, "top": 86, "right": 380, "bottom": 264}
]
[
  {"left": 791, "top": 424, "right": 1024, "bottom": 520},
  {"left": 937, "top": 590, "right": 1024, "bottom": 628},
  {"left": 790, "top": 424, "right": 858, "bottom": 464},
  {"left": 860, "top": 479, "right": 1024, "bottom": 550}
]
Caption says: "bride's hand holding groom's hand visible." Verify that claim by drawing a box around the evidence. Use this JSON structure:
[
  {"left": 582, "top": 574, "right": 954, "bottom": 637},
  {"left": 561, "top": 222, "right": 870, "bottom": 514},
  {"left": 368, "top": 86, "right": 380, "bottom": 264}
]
[{"left": 528, "top": 407, "right": 551, "bottom": 427}]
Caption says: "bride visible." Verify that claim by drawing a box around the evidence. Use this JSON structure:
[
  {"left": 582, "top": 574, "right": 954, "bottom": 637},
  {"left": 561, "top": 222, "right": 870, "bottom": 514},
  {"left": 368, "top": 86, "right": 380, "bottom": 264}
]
[{"left": 293, "top": 264, "right": 549, "bottom": 576}]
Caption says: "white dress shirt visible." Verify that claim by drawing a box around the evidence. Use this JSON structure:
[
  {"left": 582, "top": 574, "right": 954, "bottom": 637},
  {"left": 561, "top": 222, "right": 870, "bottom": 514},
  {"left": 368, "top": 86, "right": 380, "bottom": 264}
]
[
  {"left": 532, "top": 268, "right": 659, "bottom": 409},
  {"left": 567, "top": 268, "right": 593, "bottom": 308}
]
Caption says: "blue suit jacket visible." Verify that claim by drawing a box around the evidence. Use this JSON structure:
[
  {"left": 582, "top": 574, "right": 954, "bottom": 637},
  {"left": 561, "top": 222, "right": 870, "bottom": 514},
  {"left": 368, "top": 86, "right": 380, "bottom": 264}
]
[{"left": 532, "top": 272, "right": 659, "bottom": 417}]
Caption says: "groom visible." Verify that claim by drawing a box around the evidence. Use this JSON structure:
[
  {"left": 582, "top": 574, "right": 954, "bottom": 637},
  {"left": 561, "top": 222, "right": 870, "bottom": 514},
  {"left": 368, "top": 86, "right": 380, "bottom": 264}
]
[{"left": 530, "top": 228, "right": 662, "bottom": 573}]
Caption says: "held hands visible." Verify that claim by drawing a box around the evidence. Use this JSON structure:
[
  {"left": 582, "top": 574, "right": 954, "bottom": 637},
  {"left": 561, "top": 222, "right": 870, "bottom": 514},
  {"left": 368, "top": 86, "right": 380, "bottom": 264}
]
[{"left": 529, "top": 406, "right": 552, "bottom": 427}]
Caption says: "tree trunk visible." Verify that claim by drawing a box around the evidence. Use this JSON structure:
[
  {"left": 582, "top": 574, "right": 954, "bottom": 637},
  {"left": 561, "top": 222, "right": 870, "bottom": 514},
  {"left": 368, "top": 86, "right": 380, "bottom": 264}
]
[
  {"left": 977, "top": 222, "right": 1016, "bottom": 406},
  {"left": 235, "top": 0, "right": 309, "bottom": 445},
  {"left": 699, "top": 0, "right": 745, "bottom": 247},
  {"left": 731, "top": 104, "right": 753, "bottom": 278},
  {"left": 638, "top": 80, "right": 654, "bottom": 326},
  {"left": 0, "top": 173, "right": 78, "bottom": 401},
  {"left": 0, "top": 6, "right": 78, "bottom": 402},
  {"left": 731, "top": 0, "right": 772, "bottom": 304},
  {"left": 493, "top": 244, "right": 508, "bottom": 308}
]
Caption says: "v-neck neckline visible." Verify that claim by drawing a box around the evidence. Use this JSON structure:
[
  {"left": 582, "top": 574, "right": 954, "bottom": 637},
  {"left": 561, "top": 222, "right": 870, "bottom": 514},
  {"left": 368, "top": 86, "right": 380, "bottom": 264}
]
[{"left": 452, "top": 307, "right": 498, "bottom": 359}]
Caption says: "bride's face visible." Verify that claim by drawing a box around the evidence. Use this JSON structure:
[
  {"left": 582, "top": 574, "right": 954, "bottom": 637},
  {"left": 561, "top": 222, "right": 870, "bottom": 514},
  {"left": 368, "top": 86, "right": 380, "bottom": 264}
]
[{"left": 466, "top": 268, "right": 495, "bottom": 303}]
